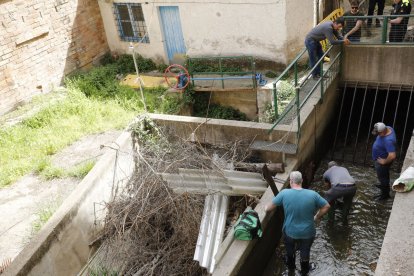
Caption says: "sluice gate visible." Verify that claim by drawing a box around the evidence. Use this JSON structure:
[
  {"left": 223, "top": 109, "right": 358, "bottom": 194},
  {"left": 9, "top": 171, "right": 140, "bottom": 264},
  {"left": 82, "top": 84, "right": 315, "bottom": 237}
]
[{"left": 330, "top": 82, "right": 414, "bottom": 170}]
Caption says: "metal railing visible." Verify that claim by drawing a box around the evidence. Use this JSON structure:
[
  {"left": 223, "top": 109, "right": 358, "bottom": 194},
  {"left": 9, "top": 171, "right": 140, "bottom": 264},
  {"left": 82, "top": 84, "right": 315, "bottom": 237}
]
[
  {"left": 187, "top": 56, "right": 256, "bottom": 89},
  {"left": 342, "top": 14, "right": 414, "bottom": 44},
  {"left": 268, "top": 45, "right": 342, "bottom": 143}
]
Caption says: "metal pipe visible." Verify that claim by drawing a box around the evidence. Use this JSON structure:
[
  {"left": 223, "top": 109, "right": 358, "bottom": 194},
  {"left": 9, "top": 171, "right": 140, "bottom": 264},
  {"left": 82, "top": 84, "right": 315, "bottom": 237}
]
[
  {"left": 129, "top": 44, "right": 147, "bottom": 112},
  {"left": 392, "top": 85, "right": 402, "bottom": 129},
  {"left": 363, "top": 84, "right": 379, "bottom": 166},
  {"left": 342, "top": 83, "right": 358, "bottom": 161},
  {"left": 381, "top": 84, "right": 390, "bottom": 122},
  {"left": 399, "top": 86, "right": 413, "bottom": 164},
  {"left": 353, "top": 84, "right": 368, "bottom": 163},
  {"left": 331, "top": 83, "right": 347, "bottom": 160}
]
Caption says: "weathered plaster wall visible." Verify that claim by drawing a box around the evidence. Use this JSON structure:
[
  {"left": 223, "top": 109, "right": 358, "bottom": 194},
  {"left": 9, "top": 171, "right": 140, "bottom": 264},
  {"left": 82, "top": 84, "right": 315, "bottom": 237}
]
[
  {"left": 98, "top": 0, "right": 306, "bottom": 65},
  {"left": 285, "top": 0, "right": 314, "bottom": 61},
  {"left": 0, "top": 0, "right": 109, "bottom": 115}
]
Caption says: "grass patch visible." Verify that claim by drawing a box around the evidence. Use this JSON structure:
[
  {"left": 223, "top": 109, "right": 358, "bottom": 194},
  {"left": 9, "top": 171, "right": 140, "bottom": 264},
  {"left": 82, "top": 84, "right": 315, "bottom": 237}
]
[
  {"left": 68, "top": 160, "right": 96, "bottom": 178},
  {"left": 31, "top": 202, "right": 59, "bottom": 234},
  {"left": 0, "top": 87, "right": 136, "bottom": 188}
]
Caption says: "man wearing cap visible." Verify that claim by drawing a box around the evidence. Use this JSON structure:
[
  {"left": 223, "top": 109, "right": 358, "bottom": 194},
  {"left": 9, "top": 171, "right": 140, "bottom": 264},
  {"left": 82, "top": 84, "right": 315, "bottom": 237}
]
[
  {"left": 323, "top": 161, "right": 357, "bottom": 220},
  {"left": 372, "top": 122, "right": 397, "bottom": 200}
]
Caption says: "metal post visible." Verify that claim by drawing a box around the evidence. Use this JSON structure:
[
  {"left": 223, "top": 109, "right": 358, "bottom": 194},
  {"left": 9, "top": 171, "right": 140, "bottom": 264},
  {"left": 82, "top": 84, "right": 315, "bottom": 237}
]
[
  {"left": 273, "top": 82, "right": 278, "bottom": 118},
  {"left": 352, "top": 84, "right": 368, "bottom": 163},
  {"left": 320, "top": 62, "right": 324, "bottom": 100},
  {"left": 130, "top": 44, "right": 147, "bottom": 112},
  {"left": 382, "top": 17, "right": 389, "bottom": 44},
  {"left": 252, "top": 59, "right": 257, "bottom": 89},
  {"left": 296, "top": 86, "right": 301, "bottom": 144},
  {"left": 219, "top": 58, "right": 224, "bottom": 89}
]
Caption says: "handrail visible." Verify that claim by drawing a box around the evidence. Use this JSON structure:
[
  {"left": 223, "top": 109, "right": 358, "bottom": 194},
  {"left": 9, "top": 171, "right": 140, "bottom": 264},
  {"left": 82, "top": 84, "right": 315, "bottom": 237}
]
[
  {"left": 187, "top": 56, "right": 256, "bottom": 89},
  {"left": 267, "top": 44, "right": 342, "bottom": 151},
  {"left": 320, "top": 8, "right": 344, "bottom": 51}
]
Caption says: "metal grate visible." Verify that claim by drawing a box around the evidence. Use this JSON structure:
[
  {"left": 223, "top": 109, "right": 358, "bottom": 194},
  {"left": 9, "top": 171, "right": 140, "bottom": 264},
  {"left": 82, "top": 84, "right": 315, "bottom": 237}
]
[
  {"left": 250, "top": 140, "right": 297, "bottom": 155},
  {"left": 113, "top": 3, "right": 149, "bottom": 43}
]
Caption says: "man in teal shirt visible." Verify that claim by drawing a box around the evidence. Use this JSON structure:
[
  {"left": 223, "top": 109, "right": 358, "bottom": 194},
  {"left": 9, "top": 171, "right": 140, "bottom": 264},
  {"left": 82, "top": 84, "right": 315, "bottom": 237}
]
[{"left": 265, "top": 171, "right": 330, "bottom": 275}]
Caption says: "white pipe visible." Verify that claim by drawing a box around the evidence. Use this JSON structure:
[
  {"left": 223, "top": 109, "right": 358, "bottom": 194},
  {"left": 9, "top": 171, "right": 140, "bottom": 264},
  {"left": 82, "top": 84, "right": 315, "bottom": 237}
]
[
  {"left": 194, "top": 195, "right": 213, "bottom": 262},
  {"left": 201, "top": 194, "right": 222, "bottom": 268},
  {"left": 209, "top": 195, "right": 229, "bottom": 273}
]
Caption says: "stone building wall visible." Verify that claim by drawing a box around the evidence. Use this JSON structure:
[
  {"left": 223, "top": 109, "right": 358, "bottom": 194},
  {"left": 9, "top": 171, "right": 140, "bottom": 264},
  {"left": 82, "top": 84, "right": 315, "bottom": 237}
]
[{"left": 0, "top": 0, "right": 109, "bottom": 115}]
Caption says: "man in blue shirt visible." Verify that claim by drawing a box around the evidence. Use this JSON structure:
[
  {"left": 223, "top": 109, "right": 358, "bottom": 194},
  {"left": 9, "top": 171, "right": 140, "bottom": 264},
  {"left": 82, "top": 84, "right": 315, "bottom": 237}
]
[
  {"left": 372, "top": 122, "right": 397, "bottom": 200},
  {"left": 265, "top": 171, "right": 330, "bottom": 275}
]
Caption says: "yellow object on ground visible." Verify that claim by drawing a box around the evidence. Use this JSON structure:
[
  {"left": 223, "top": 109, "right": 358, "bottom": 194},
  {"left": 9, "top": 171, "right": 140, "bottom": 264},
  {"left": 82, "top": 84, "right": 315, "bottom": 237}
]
[{"left": 120, "top": 74, "right": 176, "bottom": 88}]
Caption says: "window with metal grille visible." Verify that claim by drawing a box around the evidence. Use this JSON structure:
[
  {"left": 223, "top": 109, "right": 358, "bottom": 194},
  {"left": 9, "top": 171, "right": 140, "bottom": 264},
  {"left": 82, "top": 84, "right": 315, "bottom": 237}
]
[{"left": 114, "top": 3, "right": 149, "bottom": 43}]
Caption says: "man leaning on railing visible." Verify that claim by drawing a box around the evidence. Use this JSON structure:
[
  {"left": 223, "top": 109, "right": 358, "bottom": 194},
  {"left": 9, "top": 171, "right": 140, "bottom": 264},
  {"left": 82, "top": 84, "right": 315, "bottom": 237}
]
[
  {"left": 389, "top": 0, "right": 412, "bottom": 42},
  {"left": 343, "top": 1, "right": 365, "bottom": 42},
  {"left": 304, "top": 17, "right": 350, "bottom": 80}
]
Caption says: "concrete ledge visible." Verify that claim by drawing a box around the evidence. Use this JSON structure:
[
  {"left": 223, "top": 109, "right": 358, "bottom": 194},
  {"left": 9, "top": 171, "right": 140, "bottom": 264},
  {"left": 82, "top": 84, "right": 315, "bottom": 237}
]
[
  {"left": 375, "top": 132, "right": 414, "bottom": 276},
  {"left": 4, "top": 131, "right": 135, "bottom": 276}
]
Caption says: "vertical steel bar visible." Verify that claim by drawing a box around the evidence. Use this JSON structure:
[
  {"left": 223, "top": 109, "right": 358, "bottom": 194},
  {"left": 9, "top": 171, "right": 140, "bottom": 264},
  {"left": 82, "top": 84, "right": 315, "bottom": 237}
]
[
  {"left": 342, "top": 83, "right": 358, "bottom": 162},
  {"left": 352, "top": 84, "right": 368, "bottom": 163},
  {"left": 296, "top": 86, "right": 301, "bottom": 145},
  {"left": 382, "top": 17, "right": 389, "bottom": 44},
  {"left": 331, "top": 83, "right": 347, "bottom": 160},
  {"left": 363, "top": 84, "right": 379, "bottom": 166},
  {"left": 392, "top": 85, "right": 402, "bottom": 129},
  {"left": 398, "top": 86, "right": 413, "bottom": 164},
  {"left": 273, "top": 82, "right": 278, "bottom": 118},
  {"left": 252, "top": 58, "right": 257, "bottom": 89},
  {"left": 320, "top": 64, "right": 324, "bottom": 100},
  {"left": 219, "top": 58, "right": 224, "bottom": 89},
  {"left": 381, "top": 84, "right": 390, "bottom": 122}
]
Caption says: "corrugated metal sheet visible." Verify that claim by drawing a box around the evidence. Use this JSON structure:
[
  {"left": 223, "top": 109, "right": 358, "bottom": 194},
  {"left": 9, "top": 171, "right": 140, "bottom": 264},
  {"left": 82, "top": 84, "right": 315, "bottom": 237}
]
[
  {"left": 159, "top": 6, "right": 186, "bottom": 62},
  {"left": 161, "top": 169, "right": 268, "bottom": 195},
  {"left": 194, "top": 194, "right": 229, "bottom": 274}
]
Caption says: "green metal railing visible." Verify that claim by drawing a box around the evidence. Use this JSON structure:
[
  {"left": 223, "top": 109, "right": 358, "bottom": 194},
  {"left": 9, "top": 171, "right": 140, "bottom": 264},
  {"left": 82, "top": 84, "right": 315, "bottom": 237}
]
[
  {"left": 268, "top": 45, "right": 342, "bottom": 143},
  {"left": 187, "top": 56, "right": 256, "bottom": 89},
  {"left": 342, "top": 14, "right": 414, "bottom": 44}
]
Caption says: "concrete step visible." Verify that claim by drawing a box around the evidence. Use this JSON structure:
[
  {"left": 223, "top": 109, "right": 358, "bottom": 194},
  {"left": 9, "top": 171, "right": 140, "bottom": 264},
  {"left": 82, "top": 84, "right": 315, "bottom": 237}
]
[{"left": 249, "top": 140, "right": 297, "bottom": 155}]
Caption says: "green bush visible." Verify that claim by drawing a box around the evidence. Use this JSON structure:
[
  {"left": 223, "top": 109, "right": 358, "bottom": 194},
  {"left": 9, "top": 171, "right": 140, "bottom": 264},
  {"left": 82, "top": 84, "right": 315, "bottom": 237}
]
[{"left": 192, "top": 93, "right": 247, "bottom": 120}]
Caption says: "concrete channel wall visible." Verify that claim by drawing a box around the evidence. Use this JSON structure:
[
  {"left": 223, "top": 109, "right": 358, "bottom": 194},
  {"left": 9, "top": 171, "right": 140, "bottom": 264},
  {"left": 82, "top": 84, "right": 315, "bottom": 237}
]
[
  {"left": 342, "top": 45, "right": 414, "bottom": 86},
  {"left": 375, "top": 133, "right": 414, "bottom": 275},
  {"left": 3, "top": 131, "right": 135, "bottom": 276}
]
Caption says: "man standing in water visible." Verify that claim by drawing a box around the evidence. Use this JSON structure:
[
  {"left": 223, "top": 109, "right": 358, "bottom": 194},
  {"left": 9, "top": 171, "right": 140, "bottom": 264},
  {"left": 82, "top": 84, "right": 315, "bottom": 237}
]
[
  {"left": 323, "top": 161, "right": 357, "bottom": 221},
  {"left": 372, "top": 122, "right": 397, "bottom": 200},
  {"left": 265, "top": 171, "right": 330, "bottom": 275}
]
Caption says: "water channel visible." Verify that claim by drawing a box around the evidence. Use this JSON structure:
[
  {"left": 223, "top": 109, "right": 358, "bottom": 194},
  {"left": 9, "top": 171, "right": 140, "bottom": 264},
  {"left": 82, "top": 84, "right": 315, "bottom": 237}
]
[{"left": 265, "top": 161, "right": 396, "bottom": 276}]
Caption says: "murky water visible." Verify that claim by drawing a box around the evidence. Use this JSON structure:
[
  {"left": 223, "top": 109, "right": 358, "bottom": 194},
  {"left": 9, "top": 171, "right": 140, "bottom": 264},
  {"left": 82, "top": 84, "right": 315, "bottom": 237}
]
[{"left": 266, "top": 161, "right": 397, "bottom": 276}]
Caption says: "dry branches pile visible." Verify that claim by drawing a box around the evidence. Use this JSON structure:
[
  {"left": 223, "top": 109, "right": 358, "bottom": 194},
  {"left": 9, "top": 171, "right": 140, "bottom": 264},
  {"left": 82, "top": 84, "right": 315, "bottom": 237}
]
[{"left": 90, "top": 117, "right": 251, "bottom": 276}]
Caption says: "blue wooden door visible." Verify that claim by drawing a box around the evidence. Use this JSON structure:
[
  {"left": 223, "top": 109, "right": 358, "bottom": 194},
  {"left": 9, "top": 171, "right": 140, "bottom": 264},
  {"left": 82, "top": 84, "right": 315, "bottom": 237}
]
[{"left": 159, "top": 6, "right": 186, "bottom": 63}]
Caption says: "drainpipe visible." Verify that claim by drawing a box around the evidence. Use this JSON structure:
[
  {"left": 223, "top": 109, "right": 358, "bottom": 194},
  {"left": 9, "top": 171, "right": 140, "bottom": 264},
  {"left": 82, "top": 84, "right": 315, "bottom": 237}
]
[{"left": 314, "top": 0, "right": 320, "bottom": 26}]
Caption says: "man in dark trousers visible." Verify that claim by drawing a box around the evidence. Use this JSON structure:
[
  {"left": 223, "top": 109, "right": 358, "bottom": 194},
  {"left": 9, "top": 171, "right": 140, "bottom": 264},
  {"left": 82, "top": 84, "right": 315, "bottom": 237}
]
[
  {"left": 372, "top": 122, "right": 397, "bottom": 200},
  {"left": 305, "top": 17, "right": 350, "bottom": 80},
  {"left": 389, "top": 0, "right": 412, "bottom": 42},
  {"left": 265, "top": 171, "right": 330, "bottom": 275},
  {"left": 367, "top": 0, "right": 385, "bottom": 27},
  {"left": 323, "top": 161, "right": 357, "bottom": 221}
]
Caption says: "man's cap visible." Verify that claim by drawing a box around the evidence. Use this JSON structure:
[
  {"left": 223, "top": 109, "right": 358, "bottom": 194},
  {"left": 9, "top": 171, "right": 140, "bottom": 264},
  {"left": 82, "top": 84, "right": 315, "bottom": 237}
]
[
  {"left": 328, "top": 161, "right": 337, "bottom": 168},
  {"left": 372, "top": 122, "right": 386, "bottom": 135}
]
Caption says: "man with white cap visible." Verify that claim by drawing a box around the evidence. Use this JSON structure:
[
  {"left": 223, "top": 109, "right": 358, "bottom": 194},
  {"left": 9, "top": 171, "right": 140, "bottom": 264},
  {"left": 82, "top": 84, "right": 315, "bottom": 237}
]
[{"left": 372, "top": 122, "right": 397, "bottom": 200}]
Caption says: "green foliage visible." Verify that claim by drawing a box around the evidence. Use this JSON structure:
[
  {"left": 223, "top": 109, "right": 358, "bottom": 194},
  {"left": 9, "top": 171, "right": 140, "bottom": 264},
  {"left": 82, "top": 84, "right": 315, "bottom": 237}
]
[
  {"left": 265, "top": 71, "right": 278, "bottom": 78},
  {"left": 98, "top": 53, "right": 157, "bottom": 75},
  {"left": 157, "top": 63, "right": 169, "bottom": 73},
  {"left": 87, "top": 266, "right": 118, "bottom": 276},
  {"left": 192, "top": 93, "right": 247, "bottom": 120},
  {"left": 0, "top": 88, "right": 135, "bottom": 188},
  {"left": 259, "top": 102, "right": 277, "bottom": 123},
  {"left": 68, "top": 160, "right": 96, "bottom": 178},
  {"left": 187, "top": 57, "right": 253, "bottom": 74},
  {"left": 32, "top": 202, "right": 59, "bottom": 234}
]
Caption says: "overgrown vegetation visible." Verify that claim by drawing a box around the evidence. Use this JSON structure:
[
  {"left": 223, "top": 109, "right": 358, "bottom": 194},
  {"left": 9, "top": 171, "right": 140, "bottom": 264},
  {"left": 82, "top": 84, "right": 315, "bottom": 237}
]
[
  {"left": 187, "top": 56, "right": 253, "bottom": 74},
  {"left": 89, "top": 117, "right": 252, "bottom": 275},
  {"left": 192, "top": 91, "right": 248, "bottom": 121}
]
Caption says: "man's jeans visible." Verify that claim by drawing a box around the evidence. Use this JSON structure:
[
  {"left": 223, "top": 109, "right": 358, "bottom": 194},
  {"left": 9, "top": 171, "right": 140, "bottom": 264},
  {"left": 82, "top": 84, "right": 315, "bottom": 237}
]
[
  {"left": 375, "top": 161, "right": 391, "bottom": 194},
  {"left": 284, "top": 231, "right": 315, "bottom": 269},
  {"left": 305, "top": 38, "right": 324, "bottom": 77}
]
